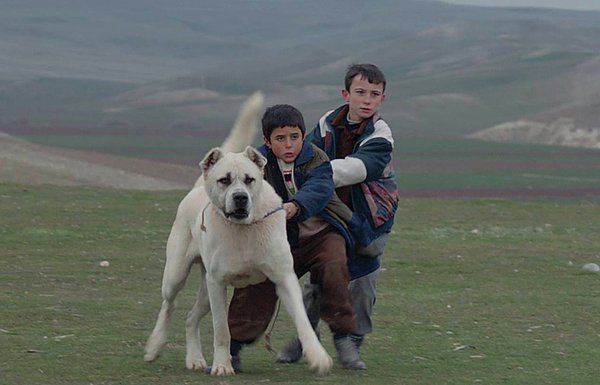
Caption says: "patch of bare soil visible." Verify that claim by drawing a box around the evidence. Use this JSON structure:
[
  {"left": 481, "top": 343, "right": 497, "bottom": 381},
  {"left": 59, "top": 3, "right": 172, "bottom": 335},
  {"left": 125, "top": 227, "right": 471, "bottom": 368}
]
[
  {"left": 0, "top": 132, "right": 199, "bottom": 190},
  {"left": 468, "top": 118, "right": 600, "bottom": 150}
]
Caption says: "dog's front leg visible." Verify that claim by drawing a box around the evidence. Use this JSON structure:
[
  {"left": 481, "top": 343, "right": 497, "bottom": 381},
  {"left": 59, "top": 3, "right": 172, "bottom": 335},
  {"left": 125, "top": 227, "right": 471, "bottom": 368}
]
[
  {"left": 185, "top": 269, "right": 210, "bottom": 370},
  {"left": 206, "top": 276, "right": 235, "bottom": 376},
  {"left": 275, "top": 273, "right": 332, "bottom": 375}
]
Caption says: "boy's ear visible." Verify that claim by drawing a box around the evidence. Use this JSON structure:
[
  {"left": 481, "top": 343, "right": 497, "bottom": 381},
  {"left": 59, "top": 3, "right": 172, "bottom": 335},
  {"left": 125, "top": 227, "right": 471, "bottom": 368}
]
[
  {"left": 263, "top": 135, "right": 271, "bottom": 148},
  {"left": 341, "top": 88, "right": 350, "bottom": 102}
]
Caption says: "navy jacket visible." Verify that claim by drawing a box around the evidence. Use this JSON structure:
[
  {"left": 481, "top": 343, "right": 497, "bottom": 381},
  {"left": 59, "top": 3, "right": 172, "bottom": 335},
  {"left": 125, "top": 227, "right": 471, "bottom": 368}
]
[{"left": 258, "top": 142, "right": 372, "bottom": 279}]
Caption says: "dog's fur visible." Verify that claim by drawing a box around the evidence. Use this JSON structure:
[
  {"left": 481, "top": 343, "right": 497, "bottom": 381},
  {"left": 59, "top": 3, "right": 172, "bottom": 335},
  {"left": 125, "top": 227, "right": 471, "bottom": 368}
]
[{"left": 144, "top": 93, "right": 332, "bottom": 375}]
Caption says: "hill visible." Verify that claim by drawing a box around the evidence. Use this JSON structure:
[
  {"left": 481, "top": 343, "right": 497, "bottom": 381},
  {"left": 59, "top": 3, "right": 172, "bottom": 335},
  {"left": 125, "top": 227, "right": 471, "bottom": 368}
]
[
  {"left": 2, "top": 0, "right": 600, "bottom": 193},
  {"left": 2, "top": 1, "right": 600, "bottom": 142}
]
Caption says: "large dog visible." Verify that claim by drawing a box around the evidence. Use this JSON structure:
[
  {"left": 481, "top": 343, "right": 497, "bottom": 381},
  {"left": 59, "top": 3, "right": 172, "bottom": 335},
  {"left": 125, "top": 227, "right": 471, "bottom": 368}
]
[{"left": 144, "top": 93, "right": 332, "bottom": 376}]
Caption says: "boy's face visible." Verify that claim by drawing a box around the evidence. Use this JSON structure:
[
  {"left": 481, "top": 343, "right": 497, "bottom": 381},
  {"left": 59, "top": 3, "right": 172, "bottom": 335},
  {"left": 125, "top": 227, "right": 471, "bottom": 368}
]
[
  {"left": 264, "top": 125, "right": 303, "bottom": 163},
  {"left": 342, "top": 75, "right": 385, "bottom": 122}
]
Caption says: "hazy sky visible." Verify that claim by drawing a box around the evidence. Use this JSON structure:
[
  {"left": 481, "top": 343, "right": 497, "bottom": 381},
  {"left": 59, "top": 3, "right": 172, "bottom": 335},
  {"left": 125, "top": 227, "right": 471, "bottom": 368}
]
[{"left": 442, "top": 0, "right": 600, "bottom": 11}]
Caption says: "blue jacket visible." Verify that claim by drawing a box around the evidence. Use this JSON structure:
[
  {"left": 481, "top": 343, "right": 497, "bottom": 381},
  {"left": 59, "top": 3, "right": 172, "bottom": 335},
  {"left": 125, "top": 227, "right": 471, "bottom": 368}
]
[
  {"left": 306, "top": 105, "right": 399, "bottom": 276},
  {"left": 258, "top": 142, "right": 371, "bottom": 278}
]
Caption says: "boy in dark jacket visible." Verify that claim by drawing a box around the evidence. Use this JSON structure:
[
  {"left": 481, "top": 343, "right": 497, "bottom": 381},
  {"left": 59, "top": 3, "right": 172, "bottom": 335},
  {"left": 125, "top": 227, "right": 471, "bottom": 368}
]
[{"left": 226, "top": 104, "right": 367, "bottom": 371}]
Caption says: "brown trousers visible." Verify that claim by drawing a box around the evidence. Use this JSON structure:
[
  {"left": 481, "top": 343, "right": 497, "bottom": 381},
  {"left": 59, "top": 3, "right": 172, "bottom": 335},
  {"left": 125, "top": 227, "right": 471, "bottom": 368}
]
[{"left": 228, "top": 227, "right": 357, "bottom": 343}]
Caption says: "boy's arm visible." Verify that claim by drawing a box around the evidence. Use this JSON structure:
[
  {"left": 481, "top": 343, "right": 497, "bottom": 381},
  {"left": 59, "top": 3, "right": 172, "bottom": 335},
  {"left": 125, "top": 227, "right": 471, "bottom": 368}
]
[
  {"left": 308, "top": 116, "right": 394, "bottom": 188},
  {"left": 290, "top": 152, "right": 335, "bottom": 222},
  {"left": 332, "top": 137, "right": 392, "bottom": 187}
]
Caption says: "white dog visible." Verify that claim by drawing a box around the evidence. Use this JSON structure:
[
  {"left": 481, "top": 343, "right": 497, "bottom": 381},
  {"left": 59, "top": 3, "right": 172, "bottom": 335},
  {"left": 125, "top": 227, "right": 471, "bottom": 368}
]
[{"left": 144, "top": 93, "right": 332, "bottom": 376}]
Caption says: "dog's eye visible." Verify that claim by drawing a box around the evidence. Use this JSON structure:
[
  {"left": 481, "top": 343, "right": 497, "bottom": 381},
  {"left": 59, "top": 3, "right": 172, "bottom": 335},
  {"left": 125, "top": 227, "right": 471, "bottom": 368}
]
[
  {"left": 218, "top": 177, "right": 231, "bottom": 185},
  {"left": 244, "top": 176, "right": 255, "bottom": 185}
]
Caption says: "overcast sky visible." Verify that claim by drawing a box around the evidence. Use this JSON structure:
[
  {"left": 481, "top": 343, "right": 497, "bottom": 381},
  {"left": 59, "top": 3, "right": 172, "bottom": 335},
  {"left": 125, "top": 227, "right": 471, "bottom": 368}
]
[{"left": 442, "top": 0, "right": 600, "bottom": 11}]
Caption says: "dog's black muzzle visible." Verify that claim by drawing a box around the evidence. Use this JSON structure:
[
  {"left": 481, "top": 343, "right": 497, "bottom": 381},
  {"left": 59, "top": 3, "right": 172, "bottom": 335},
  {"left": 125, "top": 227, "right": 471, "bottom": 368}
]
[{"left": 225, "top": 192, "right": 249, "bottom": 220}]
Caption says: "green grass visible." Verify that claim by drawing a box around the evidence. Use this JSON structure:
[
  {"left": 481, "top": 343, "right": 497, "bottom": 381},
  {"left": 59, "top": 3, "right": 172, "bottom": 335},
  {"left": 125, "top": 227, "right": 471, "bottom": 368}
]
[
  {"left": 1, "top": 183, "right": 600, "bottom": 384},
  {"left": 394, "top": 139, "right": 600, "bottom": 191}
]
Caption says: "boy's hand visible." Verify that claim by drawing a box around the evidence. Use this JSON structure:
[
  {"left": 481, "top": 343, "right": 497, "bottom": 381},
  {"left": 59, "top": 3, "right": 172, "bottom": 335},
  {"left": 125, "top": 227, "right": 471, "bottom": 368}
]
[{"left": 283, "top": 201, "right": 299, "bottom": 220}]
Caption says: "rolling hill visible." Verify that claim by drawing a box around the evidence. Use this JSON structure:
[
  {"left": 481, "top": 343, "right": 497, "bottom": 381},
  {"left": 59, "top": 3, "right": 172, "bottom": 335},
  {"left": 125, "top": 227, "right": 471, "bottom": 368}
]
[
  {"left": 1, "top": 0, "right": 600, "bottom": 195},
  {"left": 2, "top": 0, "right": 600, "bottom": 140}
]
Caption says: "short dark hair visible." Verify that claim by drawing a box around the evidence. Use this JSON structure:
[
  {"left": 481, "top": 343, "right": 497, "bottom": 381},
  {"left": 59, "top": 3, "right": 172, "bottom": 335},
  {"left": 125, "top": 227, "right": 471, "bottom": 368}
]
[
  {"left": 345, "top": 63, "right": 386, "bottom": 93},
  {"left": 261, "top": 104, "right": 306, "bottom": 141}
]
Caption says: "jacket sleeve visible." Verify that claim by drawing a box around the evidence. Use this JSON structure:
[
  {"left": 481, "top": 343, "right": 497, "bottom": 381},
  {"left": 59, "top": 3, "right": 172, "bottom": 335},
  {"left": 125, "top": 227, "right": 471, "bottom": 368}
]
[
  {"left": 290, "top": 152, "right": 335, "bottom": 222},
  {"left": 342, "top": 137, "right": 392, "bottom": 183}
]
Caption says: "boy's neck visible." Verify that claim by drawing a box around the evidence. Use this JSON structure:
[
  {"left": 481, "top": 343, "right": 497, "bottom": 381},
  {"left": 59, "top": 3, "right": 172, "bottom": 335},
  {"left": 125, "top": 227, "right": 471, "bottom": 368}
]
[{"left": 346, "top": 112, "right": 362, "bottom": 125}]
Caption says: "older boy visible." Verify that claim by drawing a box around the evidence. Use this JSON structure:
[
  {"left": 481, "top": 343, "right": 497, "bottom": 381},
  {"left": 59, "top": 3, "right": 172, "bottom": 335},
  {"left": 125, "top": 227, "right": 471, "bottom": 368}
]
[
  {"left": 277, "top": 63, "right": 399, "bottom": 369},
  {"left": 225, "top": 104, "right": 369, "bottom": 371}
]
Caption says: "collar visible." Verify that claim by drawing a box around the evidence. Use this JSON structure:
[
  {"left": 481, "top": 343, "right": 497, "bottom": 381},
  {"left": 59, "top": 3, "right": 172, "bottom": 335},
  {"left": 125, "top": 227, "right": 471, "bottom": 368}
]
[
  {"left": 200, "top": 203, "right": 284, "bottom": 232},
  {"left": 329, "top": 104, "right": 379, "bottom": 138}
]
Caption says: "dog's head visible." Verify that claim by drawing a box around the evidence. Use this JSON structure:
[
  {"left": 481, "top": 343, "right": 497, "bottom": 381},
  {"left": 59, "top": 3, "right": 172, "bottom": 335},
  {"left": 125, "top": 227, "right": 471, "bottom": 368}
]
[{"left": 200, "top": 146, "right": 267, "bottom": 224}]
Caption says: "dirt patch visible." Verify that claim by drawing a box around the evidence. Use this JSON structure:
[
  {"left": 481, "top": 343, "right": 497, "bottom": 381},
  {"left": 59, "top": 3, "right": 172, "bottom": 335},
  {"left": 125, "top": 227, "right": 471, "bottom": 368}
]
[{"left": 0, "top": 132, "right": 199, "bottom": 190}]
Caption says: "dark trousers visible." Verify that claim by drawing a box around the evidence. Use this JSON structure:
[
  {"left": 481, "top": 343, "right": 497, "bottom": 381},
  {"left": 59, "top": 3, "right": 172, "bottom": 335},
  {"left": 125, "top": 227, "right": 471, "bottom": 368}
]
[{"left": 228, "top": 227, "right": 356, "bottom": 343}]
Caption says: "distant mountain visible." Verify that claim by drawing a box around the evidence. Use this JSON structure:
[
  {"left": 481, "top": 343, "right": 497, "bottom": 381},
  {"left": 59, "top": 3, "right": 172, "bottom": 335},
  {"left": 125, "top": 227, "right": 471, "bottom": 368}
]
[{"left": 1, "top": 0, "right": 600, "bottom": 149}]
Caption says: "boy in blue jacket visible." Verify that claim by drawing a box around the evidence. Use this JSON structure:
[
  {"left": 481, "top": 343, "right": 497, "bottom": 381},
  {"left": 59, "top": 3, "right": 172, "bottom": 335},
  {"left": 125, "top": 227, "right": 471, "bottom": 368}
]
[
  {"left": 277, "top": 63, "right": 399, "bottom": 369},
  {"left": 226, "top": 104, "right": 368, "bottom": 371}
]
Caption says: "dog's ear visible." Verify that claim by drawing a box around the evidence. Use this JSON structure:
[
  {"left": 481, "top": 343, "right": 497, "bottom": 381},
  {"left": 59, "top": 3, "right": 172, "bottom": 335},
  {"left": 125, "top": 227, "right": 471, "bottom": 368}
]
[
  {"left": 200, "top": 147, "right": 224, "bottom": 176},
  {"left": 244, "top": 146, "right": 267, "bottom": 170}
]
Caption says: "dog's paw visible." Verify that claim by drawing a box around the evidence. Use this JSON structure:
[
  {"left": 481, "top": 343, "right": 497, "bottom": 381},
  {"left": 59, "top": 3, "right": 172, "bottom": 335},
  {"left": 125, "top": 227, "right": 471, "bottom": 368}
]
[
  {"left": 186, "top": 357, "right": 207, "bottom": 370},
  {"left": 143, "top": 343, "right": 165, "bottom": 362},
  {"left": 304, "top": 345, "right": 333, "bottom": 375},
  {"left": 144, "top": 335, "right": 167, "bottom": 363},
  {"left": 143, "top": 351, "right": 159, "bottom": 362},
  {"left": 210, "top": 363, "right": 236, "bottom": 376}
]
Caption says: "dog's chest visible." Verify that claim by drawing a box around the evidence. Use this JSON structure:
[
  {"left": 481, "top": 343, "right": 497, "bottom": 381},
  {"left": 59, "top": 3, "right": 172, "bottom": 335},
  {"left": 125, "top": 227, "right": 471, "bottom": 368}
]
[
  {"left": 197, "top": 203, "right": 292, "bottom": 288},
  {"left": 201, "top": 223, "right": 283, "bottom": 288},
  {"left": 208, "top": 248, "right": 271, "bottom": 288}
]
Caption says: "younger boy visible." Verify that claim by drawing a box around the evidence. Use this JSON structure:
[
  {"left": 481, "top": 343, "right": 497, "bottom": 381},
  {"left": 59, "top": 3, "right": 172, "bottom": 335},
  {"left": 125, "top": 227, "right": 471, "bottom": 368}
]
[
  {"left": 277, "top": 63, "right": 399, "bottom": 369},
  {"left": 226, "top": 104, "right": 367, "bottom": 371}
]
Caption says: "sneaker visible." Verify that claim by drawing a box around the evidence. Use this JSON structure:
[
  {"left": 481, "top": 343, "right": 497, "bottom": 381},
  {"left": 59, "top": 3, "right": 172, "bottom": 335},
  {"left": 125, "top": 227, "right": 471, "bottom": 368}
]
[
  {"left": 334, "top": 336, "right": 367, "bottom": 370},
  {"left": 275, "top": 336, "right": 303, "bottom": 363}
]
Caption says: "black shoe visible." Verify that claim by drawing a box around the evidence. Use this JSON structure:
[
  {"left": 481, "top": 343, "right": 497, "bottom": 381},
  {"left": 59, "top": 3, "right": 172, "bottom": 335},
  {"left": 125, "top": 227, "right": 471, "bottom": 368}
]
[
  {"left": 275, "top": 336, "right": 303, "bottom": 363},
  {"left": 232, "top": 355, "right": 242, "bottom": 372}
]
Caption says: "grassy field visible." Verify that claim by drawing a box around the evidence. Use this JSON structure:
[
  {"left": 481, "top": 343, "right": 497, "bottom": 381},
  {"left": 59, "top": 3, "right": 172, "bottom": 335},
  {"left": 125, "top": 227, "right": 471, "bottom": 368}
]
[{"left": 1, "top": 183, "right": 600, "bottom": 385}]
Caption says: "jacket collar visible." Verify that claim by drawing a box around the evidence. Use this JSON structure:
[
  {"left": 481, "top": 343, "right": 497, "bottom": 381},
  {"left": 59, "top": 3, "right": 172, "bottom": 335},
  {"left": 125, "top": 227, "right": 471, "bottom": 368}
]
[{"left": 327, "top": 104, "right": 380, "bottom": 138}]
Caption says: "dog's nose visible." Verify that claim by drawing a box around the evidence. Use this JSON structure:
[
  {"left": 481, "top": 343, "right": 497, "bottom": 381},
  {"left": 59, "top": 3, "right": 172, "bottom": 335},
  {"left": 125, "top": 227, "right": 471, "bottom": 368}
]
[{"left": 232, "top": 192, "right": 248, "bottom": 207}]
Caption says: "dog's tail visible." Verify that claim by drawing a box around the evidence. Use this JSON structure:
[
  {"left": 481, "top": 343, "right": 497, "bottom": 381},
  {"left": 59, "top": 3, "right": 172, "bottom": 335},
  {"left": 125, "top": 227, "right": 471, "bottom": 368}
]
[
  {"left": 194, "top": 91, "right": 264, "bottom": 188},
  {"left": 220, "top": 91, "right": 264, "bottom": 154}
]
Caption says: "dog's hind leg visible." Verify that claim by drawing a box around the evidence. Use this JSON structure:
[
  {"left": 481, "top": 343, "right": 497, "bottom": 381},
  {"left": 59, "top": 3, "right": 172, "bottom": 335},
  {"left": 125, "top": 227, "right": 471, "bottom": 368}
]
[
  {"left": 184, "top": 265, "right": 210, "bottom": 370},
  {"left": 144, "top": 225, "right": 194, "bottom": 362},
  {"left": 274, "top": 273, "right": 333, "bottom": 375}
]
